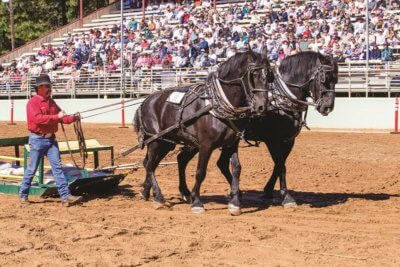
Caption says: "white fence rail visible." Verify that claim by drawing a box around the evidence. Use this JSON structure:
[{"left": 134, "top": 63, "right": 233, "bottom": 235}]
[{"left": 1, "top": 63, "right": 400, "bottom": 99}]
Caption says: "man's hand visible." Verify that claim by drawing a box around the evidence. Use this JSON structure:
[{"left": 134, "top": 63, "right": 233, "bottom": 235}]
[
  {"left": 58, "top": 111, "right": 66, "bottom": 119},
  {"left": 74, "top": 113, "right": 81, "bottom": 121}
]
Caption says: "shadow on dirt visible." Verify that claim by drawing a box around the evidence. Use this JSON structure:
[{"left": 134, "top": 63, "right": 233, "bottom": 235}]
[
  {"left": 291, "top": 190, "right": 399, "bottom": 208},
  {"left": 194, "top": 190, "right": 399, "bottom": 213},
  {"left": 83, "top": 184, "right": 136, "bottom": 202},
  {"left": 79, "top": 187, "right": 398, "bottom": 212}
]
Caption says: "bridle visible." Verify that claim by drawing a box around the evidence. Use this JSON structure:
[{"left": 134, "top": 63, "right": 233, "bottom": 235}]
[
  {"left": 215, "top": 62, "right": 272, "bottom": 114},
  {"left": 278, "top": 63, "right": 335, "bottom": 108},
  {"left": 206, "top": 61, "right": 272, "bottom": 146}
]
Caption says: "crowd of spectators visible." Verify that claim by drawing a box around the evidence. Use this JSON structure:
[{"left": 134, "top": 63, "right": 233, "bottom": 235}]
[{"left": 1, "top": 0, "right": 400, "bottom": 92}]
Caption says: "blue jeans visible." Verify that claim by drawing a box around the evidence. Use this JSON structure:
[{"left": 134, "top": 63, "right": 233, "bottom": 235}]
[{"left": 19, "top": 133, "right": 71, "bottom": 200}]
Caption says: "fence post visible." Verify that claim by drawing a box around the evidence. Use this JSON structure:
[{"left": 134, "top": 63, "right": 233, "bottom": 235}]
[
  {"left": 365, "top": 61, "right": 369, "bottom": 98},
  {"left": 150, "top": 68, "right": 153, "bottom": 92},
  {"left": 391, "top": 97, "right": 399, "bottom": 134},
  {"left": 8, "top": 99, "right": 16, "bottom": 125},
  {"left": 97, "top": 69, "right": 100, "bottom": 99},
  {"left": 348, "top": 62, "right": 351, "bottom": 97},
  {"left": 130, "top": 64, "right": 134, "bottom": 97},
  {"left": 120, "top": 68, "right": 124, "bottom": 98},
  {"left": 386, "top": 62, "right": 390, "bottom": 98},
  {"left": 119, "top": 99, "right": 129, "bottom": 128}
]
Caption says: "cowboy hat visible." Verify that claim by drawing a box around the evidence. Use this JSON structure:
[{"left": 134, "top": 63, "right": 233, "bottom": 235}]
[{"left": 35, "top": 74, "right": 52, "bottom": 89}]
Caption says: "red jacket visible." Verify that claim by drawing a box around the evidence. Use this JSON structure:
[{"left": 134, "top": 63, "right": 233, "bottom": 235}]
[{"left": 27, "top": 95, "right": 75, "bottom": 135}]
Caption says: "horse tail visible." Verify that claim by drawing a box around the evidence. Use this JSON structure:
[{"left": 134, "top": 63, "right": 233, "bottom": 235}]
[
  {"left": 133, "top": 105, "right": 145, "bottom": 148},
  {"left": 133, "top": 106, "right": 141, "bottom": 133}
]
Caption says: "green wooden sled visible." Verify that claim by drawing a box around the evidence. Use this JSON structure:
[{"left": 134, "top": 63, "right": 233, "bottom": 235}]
[{"left": 0, "top": 136, "right": 126, "bottom": 197}]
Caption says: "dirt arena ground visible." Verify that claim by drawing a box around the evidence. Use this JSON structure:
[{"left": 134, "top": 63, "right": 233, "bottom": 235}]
[{"left": 0, "top": 122, "right": 399, "bottom": 266}]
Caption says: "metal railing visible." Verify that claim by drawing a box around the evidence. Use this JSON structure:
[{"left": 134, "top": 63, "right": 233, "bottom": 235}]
[
  {"left": 0, "top": 67, "right": 211, "bottom": 99},
  {"left": 1, "top": 62, "right": 400, "bottom": 99},
  {"left": 337, "top": 61, "right": 400, "bottom": 97}
]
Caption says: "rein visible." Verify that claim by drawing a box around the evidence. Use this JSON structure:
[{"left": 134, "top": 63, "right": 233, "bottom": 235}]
[{"left": 60, "top": 116, "right": 88, "bottom": 169}]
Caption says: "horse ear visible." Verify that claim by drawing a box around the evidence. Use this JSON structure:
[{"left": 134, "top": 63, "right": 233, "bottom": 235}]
[
  {"left": 261, "top": 46, "right": 268, "bottom": 60},
  {"left": 247, "top": 43, "right": 256, "bottom": 59}
]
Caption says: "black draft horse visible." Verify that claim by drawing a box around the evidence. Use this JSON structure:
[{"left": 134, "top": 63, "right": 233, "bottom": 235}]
[
  {"left": 178, "top": 51, "right": 339, "bottom": 213},
  {"left": 134, "top": 49, "right": 274, "bottom": 214}
]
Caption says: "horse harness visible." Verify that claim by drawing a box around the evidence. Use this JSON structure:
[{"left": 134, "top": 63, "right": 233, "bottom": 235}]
[
  {"left": 207, "top": 63, "right": 269, "bottom": 120},
  {"left": 263, "top": 63, "right": 335, "bottom": 141},
  {"left": 134, "top": 63, "right": 269, "bottom": 151},
  {"left": 133, "top": 61, "right": 332, "bottom": 152}
]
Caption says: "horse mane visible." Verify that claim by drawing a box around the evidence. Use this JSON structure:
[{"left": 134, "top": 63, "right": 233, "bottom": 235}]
[
  {"left": 279, "top": 51, "right": 338, "bottom": 83},
  {"left": 217, "top": 52, "right": 251, "bottom": 79},
  {"left": 216, "top": 51, "right": 268, "bottom": 80}
]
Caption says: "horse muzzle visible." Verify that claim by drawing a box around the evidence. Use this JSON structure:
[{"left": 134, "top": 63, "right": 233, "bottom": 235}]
[
  {"left": 317, "top": 103, "right": 334, "bottom": 116},
  {"left": 251, "top": 103, "right": 268, "bottom": 116}
]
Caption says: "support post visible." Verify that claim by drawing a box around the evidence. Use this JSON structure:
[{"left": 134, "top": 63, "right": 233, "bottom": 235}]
[
  {"left": 120, "top": 0, "right": 125, "bottom": 98},
  {"left": 9, "top": 0, "right": 15, "bottom": 51},
  {"left": 8, "top": 99, "right": 16, "bottom": 125},
  {"left": 80, "top": 0, "right": 84, "bottom": 27},
  {"left": 142, "top": 0, "right": 145, "bottom": 19},
  {"left": 365, "top": 0, "right": 369, "bottom": 98},
  {"left": 119, "top": 99, "right": 128, "bottom": 128},
  {"left": 391, "top": 97, "right": 399, "bottom": 134}
]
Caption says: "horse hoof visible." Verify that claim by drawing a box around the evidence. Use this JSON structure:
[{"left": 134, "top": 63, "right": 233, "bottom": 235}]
[
  {"left": 191, "top": 206, "right": 205, "bottom": 214},
  {"left": 283, "top": 201, "right": 298, "bottom": 209},
  {"left": 180, "top": 194, "right": 191, "bottom": 203},
  {"left": 138, "top": 191, "right": 149, "bottom": 201},
  {"left": 228, "top": 203, "right": 241, "bottom": 216},
  {"left": 154, "top": 201, "right": 169, "bottom": 210}
]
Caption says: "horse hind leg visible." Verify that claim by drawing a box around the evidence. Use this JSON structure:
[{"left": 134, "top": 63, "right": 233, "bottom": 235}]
[
  {"left": 143, "top": 140, "right": 174, "bottom": 209},
  {"left": 177, "top": 146, "right": 198, "bottom": 203},
  {"left": 139, "top": 153, "right": 151, "bottom": 200}
]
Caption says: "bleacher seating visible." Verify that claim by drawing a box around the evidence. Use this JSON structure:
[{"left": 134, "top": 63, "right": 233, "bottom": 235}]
[{"left": 1, "top": 0, "right": 400, "bottom": 98}]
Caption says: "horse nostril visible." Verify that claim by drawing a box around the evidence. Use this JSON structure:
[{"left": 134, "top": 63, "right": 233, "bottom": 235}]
[{"left": 258, "top": 106, "right": 264, "bottom": 112}]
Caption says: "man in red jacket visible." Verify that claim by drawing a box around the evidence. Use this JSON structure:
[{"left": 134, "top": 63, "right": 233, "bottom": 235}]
[{"left": 19, "top": 74, "right": 82, "bottom": 207}]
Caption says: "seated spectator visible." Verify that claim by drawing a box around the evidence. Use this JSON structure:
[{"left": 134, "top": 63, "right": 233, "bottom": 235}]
[
  {"left": 4, "top": 0, "right": 400, "bottom": 86},
  {"left": 152, "top": 54, "right": 163, "bottom": 67},
  {"left": 201, "top": 54, "right": 212, "bottom": 67},
  {"left": 106, "top": 59, "right": 118, "bottom": 71},
  {"left": 129, "top": 17, "right": 138, "bottom": 31},
  {"left": 370, "top": 44, "right": 382, "bottom": 60},
  {"left": 135, "top": 52, "right": 153, "bottom": 68},
  {"left": 382, "top": 43, "right": 393, "bottom": 61}
]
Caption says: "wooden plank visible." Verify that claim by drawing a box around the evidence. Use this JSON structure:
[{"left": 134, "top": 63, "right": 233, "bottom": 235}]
[
  {"left": 25, "top": 139, "right": 110, "bottom": 152},
  {"left": 0, "top": 137, "right": 29, "bottom": 147},
  {"left": 0, "top": 155, "right": 24, "bottom": 161}
]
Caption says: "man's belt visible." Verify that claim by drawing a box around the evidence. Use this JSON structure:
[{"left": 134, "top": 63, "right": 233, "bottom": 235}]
[{"left": 30, "top": 132, "right": 55, "bottom": 138}]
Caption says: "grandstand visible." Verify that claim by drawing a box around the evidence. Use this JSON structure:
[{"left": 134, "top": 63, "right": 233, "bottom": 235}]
[{"left": 1, "top": 0, "right": 400, "bottom": 99}]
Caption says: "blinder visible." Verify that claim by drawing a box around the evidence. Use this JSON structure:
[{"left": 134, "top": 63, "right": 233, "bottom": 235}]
[
  {"left": 273, "top": 62, "right": 335, "bottom": 110},
  {"left": 312, "top": 64, "right": 335, "bottom": 106},
  {"left": 217, "top": 61, "right": 272, "bottom": 115},
  {"left": 247, "top": 63, "right": 274, "bottom": 93}
]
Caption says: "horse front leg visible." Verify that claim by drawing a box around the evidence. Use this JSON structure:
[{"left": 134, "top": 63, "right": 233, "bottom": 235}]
[
  {"left": 190, "top": 147, "right": 212, "bottom": 214},
  {"left": 228, "top": 146, "right": 242, "bottom": 215},
  {"left": 177, "top": 146, "right": 198, "bottom": 203},
  {"left": 278, "top": 164, "right": 297, "bottom": 208},
  {"left": 217, "top": 143, "right": 242, "bottom": 215},
  {"left": 263, "top": 139, "right": 297, "bottom": 208}
]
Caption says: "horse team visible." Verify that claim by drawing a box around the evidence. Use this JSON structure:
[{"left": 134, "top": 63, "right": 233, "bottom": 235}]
[{"left": 134, "top": 49, "right": 338, "bottom": 215}]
